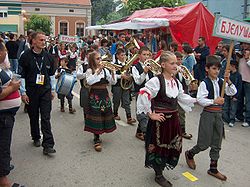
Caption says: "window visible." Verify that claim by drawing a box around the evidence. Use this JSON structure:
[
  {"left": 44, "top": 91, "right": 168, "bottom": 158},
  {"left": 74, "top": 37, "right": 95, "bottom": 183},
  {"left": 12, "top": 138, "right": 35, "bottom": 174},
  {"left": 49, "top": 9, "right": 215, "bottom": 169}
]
[
  {"left": 0, "top": 11, "right": 8, "bottom": 18},
  {"left": 69, "top": 9, "right": 74, "bottom": 12},
  {"left": 60, "top": 22, "right": 68, "bottom": 35},
  {"left": 76, "top": 22, "right": 85, "bottom": 36},
  {"left": 35, "top": 8, "right": 40, "bottom": 11}
]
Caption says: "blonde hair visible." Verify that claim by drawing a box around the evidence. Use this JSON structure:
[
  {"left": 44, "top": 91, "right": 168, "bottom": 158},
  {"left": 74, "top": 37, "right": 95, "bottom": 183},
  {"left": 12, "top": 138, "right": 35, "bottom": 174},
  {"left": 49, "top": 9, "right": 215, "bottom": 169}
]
[{"left": 159, "top": 51, "right": 175, "bottom": 63}]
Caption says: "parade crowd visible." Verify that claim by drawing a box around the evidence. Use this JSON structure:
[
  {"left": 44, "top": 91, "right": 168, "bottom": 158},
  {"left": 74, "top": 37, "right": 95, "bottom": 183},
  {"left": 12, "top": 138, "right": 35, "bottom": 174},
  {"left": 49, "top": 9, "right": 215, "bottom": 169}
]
[{"left": 0, "top": 30, "right": 249, "bottom": 187}]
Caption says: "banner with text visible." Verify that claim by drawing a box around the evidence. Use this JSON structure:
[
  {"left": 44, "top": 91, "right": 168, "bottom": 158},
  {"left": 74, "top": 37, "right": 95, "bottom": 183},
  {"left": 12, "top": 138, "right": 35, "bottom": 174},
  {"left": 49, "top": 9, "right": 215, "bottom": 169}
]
[
  {"left": 213, "top": 16, "right": 250, "bottom": 43},
  {"left": 59, "top": 35, "right": 79, "bottom": 43}
]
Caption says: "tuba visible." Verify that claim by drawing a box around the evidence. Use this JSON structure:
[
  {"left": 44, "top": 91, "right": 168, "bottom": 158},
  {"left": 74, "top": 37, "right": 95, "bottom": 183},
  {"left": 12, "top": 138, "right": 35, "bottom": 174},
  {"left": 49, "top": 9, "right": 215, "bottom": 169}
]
[
  {"left": 120, "top": 54, "right": 139, "bottom": 90},
  {"left": 144, "top": 57, "right": 162, "bottom": 75},
  {"left": 177, "top": 65, "right": 198, "bottom": 90}
]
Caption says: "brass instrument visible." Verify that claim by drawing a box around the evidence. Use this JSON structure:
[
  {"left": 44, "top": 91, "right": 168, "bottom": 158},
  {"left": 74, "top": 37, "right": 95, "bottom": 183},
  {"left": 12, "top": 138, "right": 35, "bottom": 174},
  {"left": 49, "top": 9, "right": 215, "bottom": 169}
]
[
  {"left": 125, "top": 38, "right": 140, "bottom": 50},
  {"left": 101, "top": 52, "right": 112, "bottom": 61},
  {"left": 99, "top": 61, "right": 122, "bottom": 72},
  {"left": 144, "top": 57, "right": 162, "bottom": 75},
  {"left": 120, "top": 54, "right": 139, "bottom": 90},
  {"left": 177, "top": 65, "right": 198, "bottom": 90}
]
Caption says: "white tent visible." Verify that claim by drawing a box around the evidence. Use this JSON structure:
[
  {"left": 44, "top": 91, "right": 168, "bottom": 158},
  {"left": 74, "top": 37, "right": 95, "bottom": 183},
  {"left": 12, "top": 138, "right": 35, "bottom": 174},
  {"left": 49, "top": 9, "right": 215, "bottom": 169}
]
[{"left": 86, "top": 18, "right": 169, "bottom": 30}]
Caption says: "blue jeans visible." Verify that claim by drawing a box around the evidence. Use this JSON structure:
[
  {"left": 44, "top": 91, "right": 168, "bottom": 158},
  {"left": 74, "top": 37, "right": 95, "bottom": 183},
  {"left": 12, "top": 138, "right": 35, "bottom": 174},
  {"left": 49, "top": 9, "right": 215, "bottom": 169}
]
[
  {"left": 237, "top": 81, "right": 250, "bottom": 123},
  {"left": 9, "top": 59, "right": 18, "bottom": 73},
  {"left": 222, "top": 96, "right": 238, "bottom": 123}
]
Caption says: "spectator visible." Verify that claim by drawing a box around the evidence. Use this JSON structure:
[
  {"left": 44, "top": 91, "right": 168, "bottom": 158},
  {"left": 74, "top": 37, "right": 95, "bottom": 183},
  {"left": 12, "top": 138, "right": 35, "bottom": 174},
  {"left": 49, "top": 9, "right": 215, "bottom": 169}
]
[{"left": 5, "top": 33, "right": 19, "bottom": 73}]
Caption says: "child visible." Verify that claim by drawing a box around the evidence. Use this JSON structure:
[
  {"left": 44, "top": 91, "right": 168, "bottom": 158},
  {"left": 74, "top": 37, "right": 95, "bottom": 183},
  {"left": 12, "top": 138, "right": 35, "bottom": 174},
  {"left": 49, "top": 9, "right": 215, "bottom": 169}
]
[
  {"left": 175, "top": 51, "right": 193, "bottom": 139},
  {"left": 112, "top": 48, "right": 136, "bottom": 124},
  {"left": 55, "top": 57, "right": 76, "bottom": 114},
  {"left": 68, "top": 44, "right": 78, "bottom": 71},
  {"left": 85, "top": 51, "right": 117, "bottom": 152},
  {"left": 76, "top": 49, "right": 94, "bottom": 118},
  {"left": 185, "top": 55, "right": 237, "bottom": 181},
  {"left": 131, "top": 46, "right": 153, "bottom": 141},
  {"left": 222, "top": 60, "right": 242, "bottom": 127},
  {"left": 137, "top": 51, "right": 196, "bottom": 186}
]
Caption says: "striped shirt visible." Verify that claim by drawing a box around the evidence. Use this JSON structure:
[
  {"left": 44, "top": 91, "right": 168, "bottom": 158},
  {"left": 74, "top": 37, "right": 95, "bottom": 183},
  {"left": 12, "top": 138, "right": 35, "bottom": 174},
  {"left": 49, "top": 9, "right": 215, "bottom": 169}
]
[{"left": 0, "top": 68, "right": 21, "bottom": 113}]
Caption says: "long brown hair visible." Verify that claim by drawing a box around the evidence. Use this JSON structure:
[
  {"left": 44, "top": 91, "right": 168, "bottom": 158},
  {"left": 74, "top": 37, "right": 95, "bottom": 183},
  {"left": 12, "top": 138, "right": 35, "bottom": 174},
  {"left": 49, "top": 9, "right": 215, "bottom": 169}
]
[{"left": 88, "top": 51, "right": 99, "bottom": 73}]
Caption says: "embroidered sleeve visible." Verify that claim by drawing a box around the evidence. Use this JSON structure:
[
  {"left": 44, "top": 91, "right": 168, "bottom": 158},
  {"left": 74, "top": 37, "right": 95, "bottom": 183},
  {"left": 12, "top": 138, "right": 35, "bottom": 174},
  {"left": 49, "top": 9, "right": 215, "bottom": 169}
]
[
  {"left": 136, "top": 77, "right": 160, "bottom": 114},
  {"left": 176, "top": 79, "right": 196, "bottom": 112}
]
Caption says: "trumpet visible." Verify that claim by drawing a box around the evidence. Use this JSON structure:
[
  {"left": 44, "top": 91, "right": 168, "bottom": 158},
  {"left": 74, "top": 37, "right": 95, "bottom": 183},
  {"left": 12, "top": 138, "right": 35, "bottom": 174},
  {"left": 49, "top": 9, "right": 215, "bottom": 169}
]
[
  {"left": 177, "top": 65, "right": 198, "bottom": 85},
  {"left": 99, "top": 61, "right": 122, "bottom": 72},
  {"left": 144, "top": 57, "right": 162, "bottom": 75}
]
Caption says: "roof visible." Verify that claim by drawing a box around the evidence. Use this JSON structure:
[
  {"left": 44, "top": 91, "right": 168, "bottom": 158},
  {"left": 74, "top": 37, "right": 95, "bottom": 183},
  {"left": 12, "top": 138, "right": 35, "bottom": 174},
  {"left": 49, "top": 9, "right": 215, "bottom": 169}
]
[
  {"left": 21, "top": 0, "right": 91, "bottom": 6},
  {"left": 126, "top": 2, "right": 220, "bottom": 54}
]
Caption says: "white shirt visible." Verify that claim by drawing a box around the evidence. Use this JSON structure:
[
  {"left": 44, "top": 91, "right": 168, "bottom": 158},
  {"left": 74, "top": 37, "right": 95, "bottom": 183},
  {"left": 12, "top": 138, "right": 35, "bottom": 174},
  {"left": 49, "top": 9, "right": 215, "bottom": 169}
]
[
  {"left": 197, "top": 78, "right": 237, "bottom": 107},
  {"left": 86, "top": 68, "right": 117, "bottom": 85},
  {"left": 76, "top": 61, "right": 88, "bottom": 80},
  {"left": 115, "top": 60, "right": 126, "bottom": 80},
  {"left": 137, "top": 76, "right": 196, "bottom": 114},
  {"left": 132, "top": 62, "right": 150, "bottom": 85}
]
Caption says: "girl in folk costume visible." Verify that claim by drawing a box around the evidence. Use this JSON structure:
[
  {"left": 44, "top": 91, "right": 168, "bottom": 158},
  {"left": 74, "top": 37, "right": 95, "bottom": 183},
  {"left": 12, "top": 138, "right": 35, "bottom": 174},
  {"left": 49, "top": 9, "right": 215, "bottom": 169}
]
[
  {"left": 58, "top": 42, "right": 69, "bottom": 60},
  {"left": 85, "top": 51, "right": 117, "bottom": 152},
  {"left": 68, "top": 44, "right": 78, "bottom": 71},
  {"left": 137, "top": 51, "right": 196, "bottom": 187}
]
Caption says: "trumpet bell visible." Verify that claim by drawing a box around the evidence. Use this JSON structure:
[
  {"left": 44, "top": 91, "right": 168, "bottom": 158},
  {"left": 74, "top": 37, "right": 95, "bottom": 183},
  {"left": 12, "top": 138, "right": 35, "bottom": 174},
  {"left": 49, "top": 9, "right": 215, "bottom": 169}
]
[{"left": 144, "top": 59, "right": 162, "bottom": 75}]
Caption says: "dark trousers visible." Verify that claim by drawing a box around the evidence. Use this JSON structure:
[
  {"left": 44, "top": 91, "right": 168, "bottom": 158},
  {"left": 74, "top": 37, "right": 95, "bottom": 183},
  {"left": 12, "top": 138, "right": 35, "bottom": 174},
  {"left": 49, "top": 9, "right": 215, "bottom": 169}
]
[
  {"left": 189, "top": 111, "right": 223, "bottom": 161},
  {"left": 27, "top": 87, "right": 55, "bottom": 148},
  {"left": 112, "top": 86, "right": 131, "bottom": 118},
  {"left": 0, "top": 113, "right": 15, "bottom": 177},
  {"left": 222, "top": 96, "right": 238, "bottom": 124},
  {"left": 58, "top": 93, "right": 73, "bottom": 108}
]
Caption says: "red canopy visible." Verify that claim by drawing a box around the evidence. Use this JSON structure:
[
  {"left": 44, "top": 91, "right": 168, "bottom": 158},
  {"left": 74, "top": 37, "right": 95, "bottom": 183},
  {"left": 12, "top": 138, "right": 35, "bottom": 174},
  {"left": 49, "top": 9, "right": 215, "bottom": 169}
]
[{"left": 127, "top": 2, "right": 220, "bottom": 54}]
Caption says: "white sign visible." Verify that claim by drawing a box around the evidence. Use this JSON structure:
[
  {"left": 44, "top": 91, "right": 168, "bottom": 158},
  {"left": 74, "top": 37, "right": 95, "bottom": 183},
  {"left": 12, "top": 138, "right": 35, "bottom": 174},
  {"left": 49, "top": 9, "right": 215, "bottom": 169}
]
[
  {"left": 213, "top": 16, "right": 250, "bottom": 43},
  {"left": 59, "top": 35, "right": 79, "bottom": 43}
]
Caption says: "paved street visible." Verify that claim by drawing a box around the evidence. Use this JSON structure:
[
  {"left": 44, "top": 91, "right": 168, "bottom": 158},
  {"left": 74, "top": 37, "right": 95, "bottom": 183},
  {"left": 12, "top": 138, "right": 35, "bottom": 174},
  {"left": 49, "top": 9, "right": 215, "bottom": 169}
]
[{"left": 9, "top": 83, "right": 250, "bottom": 187}]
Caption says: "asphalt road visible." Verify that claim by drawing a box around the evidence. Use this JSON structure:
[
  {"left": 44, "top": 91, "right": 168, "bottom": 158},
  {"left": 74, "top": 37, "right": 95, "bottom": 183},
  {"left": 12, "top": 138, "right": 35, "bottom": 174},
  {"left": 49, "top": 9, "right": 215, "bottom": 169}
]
[{"left": 9, "top": 82, "right": 250, "bottom": 187}]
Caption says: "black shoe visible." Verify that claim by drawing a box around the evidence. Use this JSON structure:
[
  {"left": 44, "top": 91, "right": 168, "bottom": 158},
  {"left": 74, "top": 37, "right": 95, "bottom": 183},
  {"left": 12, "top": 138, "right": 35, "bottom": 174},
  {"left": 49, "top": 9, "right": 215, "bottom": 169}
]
[
  {"left": 33, "top": 140, "right": 41, "bottom": 147},
  {"left": 155, "top": 175, "right": 173, "bottom": 187},
  {"left": 43, "top": 147, "right": 56, "bottom": 155},
  {"left": 10, "top": 164, "right": 14, "bottom": 171}
]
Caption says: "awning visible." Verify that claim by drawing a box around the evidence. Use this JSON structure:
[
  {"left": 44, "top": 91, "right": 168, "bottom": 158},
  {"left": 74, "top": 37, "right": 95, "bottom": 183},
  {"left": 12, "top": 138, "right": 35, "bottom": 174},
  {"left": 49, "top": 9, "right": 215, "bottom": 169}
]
[
  {"left": 0, "top": 24, "right": 18, "bottom": 33},
  {"left": 131, "top": 18, "right": 169, "bottom": 26},
  {"left": 86, "top": 19, "right": 169, "bottom": 30}
]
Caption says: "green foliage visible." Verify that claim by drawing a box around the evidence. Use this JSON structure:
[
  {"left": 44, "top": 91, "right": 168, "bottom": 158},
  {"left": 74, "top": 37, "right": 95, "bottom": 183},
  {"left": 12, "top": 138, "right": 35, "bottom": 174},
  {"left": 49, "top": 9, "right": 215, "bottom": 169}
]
[
  {"left": 91, "top": 0, "right": 115, "bottom": 25},
  {"left": 26, "top": 14, "right": 51, "bottom": 35},
  {"left": 126, "top": 0, "right": 186, "bottom": 13}
]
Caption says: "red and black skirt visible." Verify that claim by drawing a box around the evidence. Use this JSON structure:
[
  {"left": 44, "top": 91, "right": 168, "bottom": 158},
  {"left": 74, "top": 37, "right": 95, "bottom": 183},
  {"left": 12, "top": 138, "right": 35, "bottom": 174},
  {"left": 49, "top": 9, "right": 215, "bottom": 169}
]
[
  {"left": 145, "top": 111, "right": 182, "bottom": 170},
  {"left": 84, "top": 88, "right": 116, "bottom": 134}
]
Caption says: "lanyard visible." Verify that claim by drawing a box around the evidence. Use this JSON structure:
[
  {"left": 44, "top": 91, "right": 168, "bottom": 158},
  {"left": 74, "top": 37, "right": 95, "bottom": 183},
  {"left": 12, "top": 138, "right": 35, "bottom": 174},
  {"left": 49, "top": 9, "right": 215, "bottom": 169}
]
[{"left": 34, "top": 56, "right": 44, "bottom": 74}]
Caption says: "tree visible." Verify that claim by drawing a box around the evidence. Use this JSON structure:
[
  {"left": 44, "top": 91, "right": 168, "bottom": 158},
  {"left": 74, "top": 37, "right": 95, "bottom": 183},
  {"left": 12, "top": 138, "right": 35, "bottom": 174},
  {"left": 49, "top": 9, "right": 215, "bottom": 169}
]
[
  {"left": 26, "top": 14, "right": 52, "bottom": 35},
  {"left": 91, "top": 0, "right": 116, "bottom": 25},
  {"left": 125, "top": 0, "right": 186, "bottom": 13}
]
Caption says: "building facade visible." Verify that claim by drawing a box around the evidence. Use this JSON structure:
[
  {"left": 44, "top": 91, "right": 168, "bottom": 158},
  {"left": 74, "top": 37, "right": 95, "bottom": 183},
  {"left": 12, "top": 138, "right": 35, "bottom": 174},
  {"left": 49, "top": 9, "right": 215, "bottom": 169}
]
[
  {"left": 186, "top": 0, "right": 249, "bottom": 21},
  {"left": 0, "top": 0, "right": 91, "bottom": 36}
]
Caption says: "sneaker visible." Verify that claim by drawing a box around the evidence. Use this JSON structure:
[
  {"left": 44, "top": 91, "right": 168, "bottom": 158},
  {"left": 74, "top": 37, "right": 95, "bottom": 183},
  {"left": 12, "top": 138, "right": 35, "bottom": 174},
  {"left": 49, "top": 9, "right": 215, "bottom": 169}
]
[
  {"left": 43, "top": 147, "right": 56, "bottom": 155},
  {"left": 242, "top": 122, "right": 250, "bottom": 127},
  {"left": 228, "top": 123, "right": 234, "bottom": 127},
  {"left": 33, "top": 140, "right": 41, "bottom": 147}
]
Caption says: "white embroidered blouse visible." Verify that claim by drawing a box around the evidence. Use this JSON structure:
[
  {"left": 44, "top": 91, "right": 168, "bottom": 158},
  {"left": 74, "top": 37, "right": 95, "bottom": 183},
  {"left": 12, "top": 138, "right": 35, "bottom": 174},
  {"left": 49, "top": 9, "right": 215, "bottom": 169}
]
[
  {"left": 86, "top": 68, "right": 117, "bottom": 86},
  {"left": 136, "top": 76, "right": 196, "bottom": 114}
]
